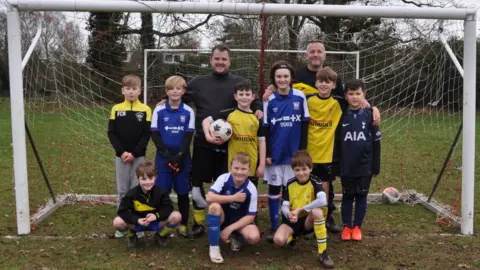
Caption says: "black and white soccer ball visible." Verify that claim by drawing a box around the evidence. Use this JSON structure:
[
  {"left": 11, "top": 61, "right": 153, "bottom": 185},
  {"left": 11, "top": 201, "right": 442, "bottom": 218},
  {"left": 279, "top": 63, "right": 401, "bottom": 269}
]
[
  {"left": 209, "top": 119, "right": 233, "bottom": 142},
  {"left": 382, "top": 187, "right": 401, "bottom": 204}
]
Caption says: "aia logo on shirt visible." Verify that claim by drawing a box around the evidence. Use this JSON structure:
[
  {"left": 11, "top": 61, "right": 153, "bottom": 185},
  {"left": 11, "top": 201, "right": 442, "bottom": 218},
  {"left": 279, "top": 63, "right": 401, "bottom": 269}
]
[
  {"left": 180, "top": 116, "right": 186, "bottom": 123},
  {"left": 344, "top": 131, "right": 366, "bottom": 141}
]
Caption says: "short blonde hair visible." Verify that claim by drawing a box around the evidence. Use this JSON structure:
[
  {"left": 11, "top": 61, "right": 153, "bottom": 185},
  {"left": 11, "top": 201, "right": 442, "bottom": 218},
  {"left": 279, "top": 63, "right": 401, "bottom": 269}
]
[
  {"left": 231, "top": 152, "right": 250, "bottom": 166},
  {"left": 122, "top": 74, "right": 141, "bottom": 88},
  {"left": 165, "top": 76, "right": 187, "bottom": 91}
]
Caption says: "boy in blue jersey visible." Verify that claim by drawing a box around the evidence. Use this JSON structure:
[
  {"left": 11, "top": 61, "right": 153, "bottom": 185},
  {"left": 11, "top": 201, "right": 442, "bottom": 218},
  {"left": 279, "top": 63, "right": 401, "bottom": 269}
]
[
  {"left": 263, "top": 61, "right": 310, "bottom": 241},
  {"left": 151, "top": 76, "right": 194, "bottom": 238},
  {"left": 206, "top": 152, "right": 260, "bottom": 263},
  {"left": 338, "top": 79, "right": 382, "bottom": 241}
]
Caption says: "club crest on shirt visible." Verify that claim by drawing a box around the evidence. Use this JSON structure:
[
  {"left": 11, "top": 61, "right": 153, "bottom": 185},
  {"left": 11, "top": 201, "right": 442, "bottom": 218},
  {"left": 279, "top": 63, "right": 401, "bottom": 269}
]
[
  {"left": 135, "top": 112, "right": 144, "bottom": 122},
  {"left": 180, "top": 116, "right": 186, "bottom": 123},
  {"left": 293, "top": 102, "right": 300, "bottom": 110}
]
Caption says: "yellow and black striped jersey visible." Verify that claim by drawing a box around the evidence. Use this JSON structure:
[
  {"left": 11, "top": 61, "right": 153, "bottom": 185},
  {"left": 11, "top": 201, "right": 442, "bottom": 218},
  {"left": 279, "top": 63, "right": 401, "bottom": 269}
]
[
  {"left": 215, "top": 108, "right": 265, "bottom": 176},
  {"left": 107, "top": 99, "right": 152, "bottom": 157},
  {"left": 306, "top": 95, "right": 344, "bottom": 164},
  {"left": 283, "top": 175, "right": 324, "bottom": 217}
]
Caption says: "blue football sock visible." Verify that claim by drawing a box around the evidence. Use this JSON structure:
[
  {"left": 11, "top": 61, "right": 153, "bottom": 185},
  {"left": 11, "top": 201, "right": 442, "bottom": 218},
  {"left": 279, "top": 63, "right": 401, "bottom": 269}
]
[
  {"left": 341, "top": 194, "right": 354, "bottom": 228},
  {"left": 354, "top": 195, "right": 368, "bottom": 228},
  {"left": 207, "top": 214, "right": 221, "bottom": 247}
]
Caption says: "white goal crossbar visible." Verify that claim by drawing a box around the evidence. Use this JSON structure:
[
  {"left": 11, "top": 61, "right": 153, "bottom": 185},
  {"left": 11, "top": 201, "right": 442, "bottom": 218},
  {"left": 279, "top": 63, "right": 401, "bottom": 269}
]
[{"left": 6, "top": 1, "right": 477, "bottom": 235}]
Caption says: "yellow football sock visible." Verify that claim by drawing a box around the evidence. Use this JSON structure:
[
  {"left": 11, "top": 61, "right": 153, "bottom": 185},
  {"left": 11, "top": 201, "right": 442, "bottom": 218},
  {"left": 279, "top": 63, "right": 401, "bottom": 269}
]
[
  {"left": 159, "top": 226, "right": 175, "bottom": 237},
  {"left": 314, "top": 218, "right": 327, "bottom": 254},
  {"left": 286, "top": 235, "right": 294, "bottom": 245},
  {"left": 193, "top": 209, "right": 206, "bottom": 226},
  {"left": 321, "top": 207, "right": 328, "bottom": 218}
]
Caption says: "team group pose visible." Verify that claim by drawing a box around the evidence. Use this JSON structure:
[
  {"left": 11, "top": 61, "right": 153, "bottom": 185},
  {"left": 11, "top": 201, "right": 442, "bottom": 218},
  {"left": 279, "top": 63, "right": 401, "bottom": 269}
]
[{"left": 108, "top": 41, "right": 382, "bottom": 269}]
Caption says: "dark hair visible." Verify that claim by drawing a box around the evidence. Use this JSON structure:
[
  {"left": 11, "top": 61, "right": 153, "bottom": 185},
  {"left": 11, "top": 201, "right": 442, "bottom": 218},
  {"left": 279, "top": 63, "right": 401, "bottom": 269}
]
[
  {"left": 316, "top": 67, "right": 337, "bottom": 83},
  {"left": 136, "top": 160, "right": 157, "bottom": 179},
  {"left": 344, "top": 79, "right": 366, "bottom": 93},
  {"left": 211, "top": 44, "right": 231, "bottom": 57},
  {"left": 270, "top": 60, "right": 295, "bottom": 88},
  {"left": 235, "top": 79, "right": 254, "bottom": 94},
  {"left": 291, "top": 150, "right": 313, "bottom": 169}
]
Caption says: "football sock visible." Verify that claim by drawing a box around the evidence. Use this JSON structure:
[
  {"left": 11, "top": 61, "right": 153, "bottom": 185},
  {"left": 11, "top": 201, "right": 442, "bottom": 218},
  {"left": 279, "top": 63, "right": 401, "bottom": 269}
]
[
  {"left": 193, "top": 209, "right": 206, "bottom": 226},
  {"left": 353, "top": 194, "right": 368, "bottom": 228},
  {"left": 178, "top": 194, "right": 190, "bottom": 226},
  {"left": 314, "top": 218, "right": 327, "bottom": 254},
  {"left": 268, "top": 185, "right": 281, "bottom": 231},
  {"left": 207, "top": 214, "right": 221, "bottom": 246},
  {"left": 321, "top": 207, "right": 329, "bottom": 219},
  {"left": 341, "top": 194, "right": 354, "bottom": 228},
  {"left": 159, "top": 223, "right": 177, "bottom": 237}
]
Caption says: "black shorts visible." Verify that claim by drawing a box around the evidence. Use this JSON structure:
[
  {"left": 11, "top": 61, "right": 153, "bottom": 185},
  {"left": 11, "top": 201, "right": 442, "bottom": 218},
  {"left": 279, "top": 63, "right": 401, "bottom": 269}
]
[
  {"left": 312, "top": 163, "right": 335, "bottom": 182},
  {"left": 341, "top": 176, "right": 373, "bottom": 196},
  {"left": 282, "top": 215, "right": 312, "bottom": 237},
  {"left": 191, "top": 140, "right": 228, "bottom": 186}
]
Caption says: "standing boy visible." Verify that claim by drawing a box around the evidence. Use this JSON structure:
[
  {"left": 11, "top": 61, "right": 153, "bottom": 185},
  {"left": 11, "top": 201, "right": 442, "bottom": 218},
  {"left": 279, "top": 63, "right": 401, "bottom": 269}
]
[
  {"left": 263, "top": 61, "right": 310, "bottom": 240},
  {"left": 108, "top": 74, "right": 152, "bottom": 238},
  {"left": 151, "top": 75, "right": 194, "bottom": 237},
  {"left": 202, "top": 79, "right": 266, "bottom": 186},
  {"left": 339, "top": 79, "right": 381, "bottom": 241},
  {"left": 206, "top": 152, "right": 260, "bottom": 263}
]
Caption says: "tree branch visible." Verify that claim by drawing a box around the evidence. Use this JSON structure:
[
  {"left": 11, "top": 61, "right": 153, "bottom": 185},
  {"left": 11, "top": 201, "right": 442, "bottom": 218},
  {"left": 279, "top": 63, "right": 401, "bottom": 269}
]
[
  {"left": 120, "top": 14, "right": 213, "bottom": 38},
  {"left": 400, "top": 0, "right": 443, "bottom": 8}
]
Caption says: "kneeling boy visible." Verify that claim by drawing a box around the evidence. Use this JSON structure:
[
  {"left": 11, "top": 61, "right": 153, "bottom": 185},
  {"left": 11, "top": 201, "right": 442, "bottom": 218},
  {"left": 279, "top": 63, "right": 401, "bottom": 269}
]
[
  {"left": 113, "top": 160, "right": 181, "bottom": 249},
  {"left": 273, "top": 150, "right": 333, "bottom": 269},
  {"left": 206, "top": 152, "right": 260, "bottom": 263}
]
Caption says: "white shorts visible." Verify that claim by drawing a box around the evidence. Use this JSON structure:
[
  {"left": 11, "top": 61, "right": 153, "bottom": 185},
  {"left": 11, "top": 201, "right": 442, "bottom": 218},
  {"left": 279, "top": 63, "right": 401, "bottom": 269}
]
[{"left": 264, "top": 165, "right": 295, "bottom": 187}]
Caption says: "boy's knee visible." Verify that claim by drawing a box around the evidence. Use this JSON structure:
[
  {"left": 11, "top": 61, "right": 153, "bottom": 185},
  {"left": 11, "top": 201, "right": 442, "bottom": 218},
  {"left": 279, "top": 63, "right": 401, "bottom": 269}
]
[
  {"left": 113, "top": 217, "right": 126, "bottom": 229},
  {"left": 273, "top": 233, "right": 287, "bottom": 246},
  {"left": 311, "top": 208, "right": 324, "bottom": 219},
  {"left": 169, "top": 211, "right": 182, "bottom": 224},
  {"left": 208, "top": 203, "right": 222, "bottom": 215},
  {"left": 245, "top": 230, "right": 260, "bottom": 244}
]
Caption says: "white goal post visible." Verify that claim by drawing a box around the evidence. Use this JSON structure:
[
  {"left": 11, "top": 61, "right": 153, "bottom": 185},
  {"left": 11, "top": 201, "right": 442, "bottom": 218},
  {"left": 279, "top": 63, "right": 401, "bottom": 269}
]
[
  {"left": 143, "top": 48, "right": 361, "bottom": 104},
  {"left": 6, "top": 1, "right": 476, "bottom": 236}
]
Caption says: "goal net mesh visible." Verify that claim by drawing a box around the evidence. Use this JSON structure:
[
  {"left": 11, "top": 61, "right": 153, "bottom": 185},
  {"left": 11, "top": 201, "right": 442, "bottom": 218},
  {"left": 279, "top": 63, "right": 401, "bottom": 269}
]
[{"left": 4, "top": 11, "right": 465, "bottom": 225}]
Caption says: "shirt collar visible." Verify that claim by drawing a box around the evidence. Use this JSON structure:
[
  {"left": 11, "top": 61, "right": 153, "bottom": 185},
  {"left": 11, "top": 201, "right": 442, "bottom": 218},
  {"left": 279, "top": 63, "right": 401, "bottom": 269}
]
[
  {"left": 274, "top": 87, "right": 294, "bottom": 99},
  {"left": 165, "top": 101, "right": 184, "bottom": 112},
  {"left": 347, "top": 108, "right": 365, "bottom": 115}
]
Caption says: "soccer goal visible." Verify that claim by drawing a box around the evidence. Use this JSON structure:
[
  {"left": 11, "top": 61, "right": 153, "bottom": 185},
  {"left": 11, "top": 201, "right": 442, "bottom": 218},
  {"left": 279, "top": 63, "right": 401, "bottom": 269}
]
[{"left": 4, "top": 1, "right": 476, "bottom": 236}]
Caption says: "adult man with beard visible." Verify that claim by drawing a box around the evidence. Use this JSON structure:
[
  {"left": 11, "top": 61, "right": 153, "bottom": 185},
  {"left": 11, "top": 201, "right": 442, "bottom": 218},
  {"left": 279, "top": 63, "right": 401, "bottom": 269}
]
[{"left": 185, "top": 44, "right": 263, "bottom": 238}]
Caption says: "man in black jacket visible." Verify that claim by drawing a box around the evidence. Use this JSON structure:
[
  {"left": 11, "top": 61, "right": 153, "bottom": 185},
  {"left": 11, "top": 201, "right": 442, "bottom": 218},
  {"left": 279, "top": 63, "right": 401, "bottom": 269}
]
[{"left": 185, "top": 44, "right": 263, "bottom": 238}]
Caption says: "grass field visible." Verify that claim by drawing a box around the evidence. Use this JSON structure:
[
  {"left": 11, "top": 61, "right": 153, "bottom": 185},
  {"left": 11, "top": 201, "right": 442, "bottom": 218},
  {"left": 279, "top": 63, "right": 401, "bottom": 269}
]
[{"left": 0, "top": 99, "right": 479, "bottom": 269}]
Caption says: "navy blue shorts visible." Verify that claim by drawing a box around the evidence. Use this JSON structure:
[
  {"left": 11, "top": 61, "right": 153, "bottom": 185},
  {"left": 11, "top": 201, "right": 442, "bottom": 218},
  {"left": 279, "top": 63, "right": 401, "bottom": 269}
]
[{"left": 135, "top": 220, "right": 161, "bottom": 232}]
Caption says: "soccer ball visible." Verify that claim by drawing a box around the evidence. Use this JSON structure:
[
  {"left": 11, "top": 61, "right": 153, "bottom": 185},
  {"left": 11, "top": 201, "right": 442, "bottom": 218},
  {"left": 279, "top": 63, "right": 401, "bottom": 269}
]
[
  {"left": 209, "top": 119, "right": 233, "bottom": 142},
  {"left": 382, "top": 187, "right": 401, "bottom": 204}
]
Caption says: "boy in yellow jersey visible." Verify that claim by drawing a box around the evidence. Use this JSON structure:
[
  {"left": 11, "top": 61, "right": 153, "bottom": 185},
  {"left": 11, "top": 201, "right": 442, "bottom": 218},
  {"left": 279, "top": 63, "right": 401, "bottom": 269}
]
[
  {"left": 273, "top": 150, "right": 333, "bottom": 269},
  {"left": 306, "top": 67, "right": 380, "bottom": 232},
  {"left": 202, "top": 79, "right": 266, "bottom": 186}
]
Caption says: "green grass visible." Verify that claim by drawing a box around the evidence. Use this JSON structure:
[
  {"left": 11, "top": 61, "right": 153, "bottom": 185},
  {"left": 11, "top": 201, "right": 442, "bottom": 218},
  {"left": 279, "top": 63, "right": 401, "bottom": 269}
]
[{"left": 0, "top": 101, "right": 479, "bottom": 269}]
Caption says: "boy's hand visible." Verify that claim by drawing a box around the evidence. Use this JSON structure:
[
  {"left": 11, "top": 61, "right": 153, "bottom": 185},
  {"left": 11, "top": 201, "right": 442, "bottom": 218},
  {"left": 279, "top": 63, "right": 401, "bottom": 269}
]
[
  {"left": 256, "top": 164, "right": 265, "bottom": 178},
  {"left": 288, "top": 210, "right": 299, "bottom": 224},
  {"left": 262, "top": 85, "right": 275, "bottom": 101},
  {"left": 232, "top": 190, "right": 246, "bottom": 202},
  {"left": 360, "top": 99, "right": 371, "bottom": 109},
  {"left": 372, "top": 106, "right": 381, "bottom": 126},
  {"left": 205, "top": 129, "right": 225, "bottom": 145},
  {"left": 138, "top": 218, "right": 148, "bottom": 226},
  {"left": 145, "top": 213, "right": 157, "bottom": 223},
  {"left": 220, "top": 226, "right": 233, "bottom": 242},
  {"left": 254, "top": 110, "right": 263, "bottom": 120},
  {"left": 265, "top": 158, "right": 272, "bottom": 165},
  {"left": 124, "top": 153, "right": 135, "bottom": 163},
  {"left": 121, "top": 152, "right": 129, "bottom": 162},
  {"left": 156, "top": 99, "right": 166, "bottom": 107}
]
